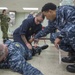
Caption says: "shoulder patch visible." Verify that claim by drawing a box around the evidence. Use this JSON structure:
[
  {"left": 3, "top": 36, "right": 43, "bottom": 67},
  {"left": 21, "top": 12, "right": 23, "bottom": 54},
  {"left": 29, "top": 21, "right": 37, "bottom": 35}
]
[
  {"left": 15, "top": 43, "right": 20, "bottom": 47},
  {"left": 29, "top": 28, "right": 32, "bottom": 30}
]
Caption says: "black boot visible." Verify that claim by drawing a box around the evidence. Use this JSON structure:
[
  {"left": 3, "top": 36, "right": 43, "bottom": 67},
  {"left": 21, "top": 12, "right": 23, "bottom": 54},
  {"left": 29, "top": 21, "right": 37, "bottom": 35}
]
[
  {"left": 3, "top": 39, "right": 7, "bottom": 43},
  {"left": 61, "top": 56, "right": 75, "bottom": 63},
  {"left": 32, "top": 47, "right": 42, "bottom": 56},
  {"left": 40, "top": 44, "right": 49, "bottom": 50},
  {"left": 3, "top": 37, "right": 9, "bottom": 43},
  {"left": 66, "top": 64, "right": 75, "bottom": 73},
  {"left": 61, "top": 51, "right": 75, "bottom": 63},
  {"left": 32, "top": 44, "right": 49, "bottom": 56}
]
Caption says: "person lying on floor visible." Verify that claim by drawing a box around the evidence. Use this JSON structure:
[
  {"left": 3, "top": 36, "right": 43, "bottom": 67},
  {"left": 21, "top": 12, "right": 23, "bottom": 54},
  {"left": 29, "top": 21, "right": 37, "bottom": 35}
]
[{"left": 0, "top": 40, "right": 43, "bottom": 75}]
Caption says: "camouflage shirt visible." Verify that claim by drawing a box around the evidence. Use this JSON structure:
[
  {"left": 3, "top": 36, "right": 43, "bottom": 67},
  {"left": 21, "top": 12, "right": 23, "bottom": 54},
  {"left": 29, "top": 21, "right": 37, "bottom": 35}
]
[
  {"left": 0, "top": 14, "right": 10, "bottom": 26},
  {"left": 34, "top": 5, "right": 75, "bottom": 39}
]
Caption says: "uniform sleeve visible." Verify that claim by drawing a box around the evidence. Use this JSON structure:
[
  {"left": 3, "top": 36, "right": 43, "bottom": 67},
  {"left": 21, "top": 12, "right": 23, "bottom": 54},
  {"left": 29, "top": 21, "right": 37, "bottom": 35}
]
[
  {"left": 19, "top": 19, "right": 30, "bottom": 35},
  {"left": 58, "top": 6, "right": 75, "bottom": 23},
  {"left": 34, "top": 21, "right": 56, "bottom": 39},
  {"left": 48, "top": 20, "right": 57, "bottom": 33},
  {"left": 58, "top": 6, "right": 75, "bottom": 38}
]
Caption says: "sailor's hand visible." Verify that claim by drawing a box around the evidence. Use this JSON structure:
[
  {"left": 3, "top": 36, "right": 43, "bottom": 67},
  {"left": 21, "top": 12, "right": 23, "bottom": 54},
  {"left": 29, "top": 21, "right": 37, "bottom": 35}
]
[
  {"left": 26, "top": 43, "right": 32, "bottom": 50},
  {"left": 54, "top": 38, "right": 61, "bottom": 49}
]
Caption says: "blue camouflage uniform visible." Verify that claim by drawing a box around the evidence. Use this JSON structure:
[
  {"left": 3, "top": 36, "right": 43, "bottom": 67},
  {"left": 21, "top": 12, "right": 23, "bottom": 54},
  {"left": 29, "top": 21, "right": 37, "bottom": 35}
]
[
  {"left": 34, "top": 5, "right": 75, "bottom": 52},
  {"left": 0, "top": 40, "right": 43, "bottom": 75},
  {"left": 13, "top": 18, "right": 42, "bottom": 59},
  {"left": 48, "top": 20, "right": 59, "bottom": 43}
]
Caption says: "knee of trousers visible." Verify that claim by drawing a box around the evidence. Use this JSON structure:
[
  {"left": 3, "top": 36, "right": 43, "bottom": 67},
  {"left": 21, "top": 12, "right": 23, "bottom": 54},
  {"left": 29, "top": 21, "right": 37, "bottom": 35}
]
[{"left": 59, "top": 45, "right": 72, "bottom": 52}]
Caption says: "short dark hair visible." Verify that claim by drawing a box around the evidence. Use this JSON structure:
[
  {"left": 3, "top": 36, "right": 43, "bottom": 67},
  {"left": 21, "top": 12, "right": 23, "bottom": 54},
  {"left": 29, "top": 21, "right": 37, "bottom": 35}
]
[
  {"left": 36, "top": 12, "right": 45, "bottom": 19},
  {"left": 42, "top": 3, "right": 57, "bottom": 12},
  {"left": 2, "top": 9, "right": 6, "bottom": 13}
]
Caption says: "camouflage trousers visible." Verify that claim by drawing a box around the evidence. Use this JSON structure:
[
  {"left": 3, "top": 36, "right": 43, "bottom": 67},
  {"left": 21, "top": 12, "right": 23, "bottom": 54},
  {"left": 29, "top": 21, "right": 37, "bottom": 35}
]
[
  {"left": 1, "top": 25, "right": 8, "bottom": 39},
  {"left": 50, "top": 25, "right": 75, "bottom": 52},
  {"left": 13, "top": 35, "right": 33, "bottom": 60},
  {"left": 0, "top": 44, "right": 43, "bottom": 75},
  {"left": 50, "top": 32, "right": 60, "bottom": 43}
]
